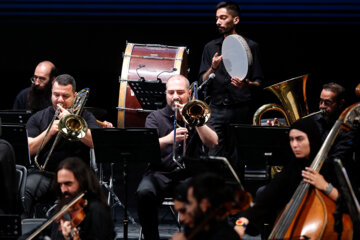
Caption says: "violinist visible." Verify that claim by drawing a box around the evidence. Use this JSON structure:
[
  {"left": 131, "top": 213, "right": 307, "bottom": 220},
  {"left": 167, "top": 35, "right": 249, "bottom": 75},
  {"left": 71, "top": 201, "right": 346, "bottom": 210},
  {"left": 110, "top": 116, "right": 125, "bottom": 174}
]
[
  {"left": 50, "top": 157, "right": 115, "bottom": 240},
  {"left": 171, "top": 173, "right": 240, "bottom": 240},
  {"left": 235, "top": 117, "right": 342, "bottom": 239}
]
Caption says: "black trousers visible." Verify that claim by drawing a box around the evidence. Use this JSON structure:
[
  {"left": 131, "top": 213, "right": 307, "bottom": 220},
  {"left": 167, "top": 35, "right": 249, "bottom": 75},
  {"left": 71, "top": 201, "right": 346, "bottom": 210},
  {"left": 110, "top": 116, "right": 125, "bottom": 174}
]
[
  {"left": 136, "top": 172, "right": 189, "bottom": 240},
  {"left": 208, "top": 103, "right": 249, "bottom": 180},
  {"left": 23, "top": 169, "right": 56, "bottom": 218}
]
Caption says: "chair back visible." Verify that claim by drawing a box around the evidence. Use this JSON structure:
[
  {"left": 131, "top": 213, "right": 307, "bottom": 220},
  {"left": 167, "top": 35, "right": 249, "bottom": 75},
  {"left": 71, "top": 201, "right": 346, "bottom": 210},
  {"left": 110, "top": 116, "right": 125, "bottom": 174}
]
[{"left": 15, "top": 164, "right": 27, "bottom": 210}]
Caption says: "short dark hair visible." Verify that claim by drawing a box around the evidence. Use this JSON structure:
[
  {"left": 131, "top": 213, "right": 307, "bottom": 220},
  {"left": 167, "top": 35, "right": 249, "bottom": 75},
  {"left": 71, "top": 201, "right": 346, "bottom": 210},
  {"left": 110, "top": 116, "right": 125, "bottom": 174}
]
[
  {"left": 322, "top": 82, "right": 346, "bottom": 102},
  {"left": 216, "top": 1, "right": 241, "bottom": 17},
  {"left": 54, "top": 74, "right": 76, "bottom": 92},
  {"left": 190, "top": 173, "right": 233, "bottom": 210}
]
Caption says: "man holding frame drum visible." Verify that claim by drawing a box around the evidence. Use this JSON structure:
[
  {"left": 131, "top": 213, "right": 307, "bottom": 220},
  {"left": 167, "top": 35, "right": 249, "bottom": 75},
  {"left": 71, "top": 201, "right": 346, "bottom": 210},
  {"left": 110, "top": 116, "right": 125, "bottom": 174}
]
[{"left": 199, "top": 1, "right": 264, "bottom": 171}]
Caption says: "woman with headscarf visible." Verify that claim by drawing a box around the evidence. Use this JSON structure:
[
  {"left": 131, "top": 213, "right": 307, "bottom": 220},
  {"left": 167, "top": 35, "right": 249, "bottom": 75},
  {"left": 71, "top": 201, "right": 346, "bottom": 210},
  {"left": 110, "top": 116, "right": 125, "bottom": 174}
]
[{"left": 234, "top": 117, "right": 340, "bottom": 238}]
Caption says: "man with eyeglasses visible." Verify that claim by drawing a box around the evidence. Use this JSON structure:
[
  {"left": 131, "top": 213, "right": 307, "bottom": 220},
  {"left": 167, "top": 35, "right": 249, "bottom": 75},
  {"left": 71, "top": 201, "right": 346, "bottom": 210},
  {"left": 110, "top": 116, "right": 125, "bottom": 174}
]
[{"left": 13, "top": 61, "right": 57, "bottom": 113}]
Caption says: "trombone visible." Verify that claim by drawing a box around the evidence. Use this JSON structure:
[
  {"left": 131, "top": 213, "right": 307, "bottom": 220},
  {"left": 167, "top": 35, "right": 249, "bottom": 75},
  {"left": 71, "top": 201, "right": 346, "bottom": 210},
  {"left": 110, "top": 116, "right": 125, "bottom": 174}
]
[
  {"left": 171, "top": 82, "right": 211, "bottom": 168},
  {"left": 34, "top": 88, "right": 90, "bottom": 171}
]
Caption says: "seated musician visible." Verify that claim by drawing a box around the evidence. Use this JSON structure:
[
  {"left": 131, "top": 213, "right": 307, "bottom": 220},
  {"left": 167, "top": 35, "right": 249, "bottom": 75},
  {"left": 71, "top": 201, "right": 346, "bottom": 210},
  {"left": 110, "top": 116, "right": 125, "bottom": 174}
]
[
  {"left": 136, "top": 74, "right": 218, "bottom": 240},
  {"left": 20, "top": 157, "right": 115, "bottom": 239},
  {"left": 24, "top": 74, "right": 100, "bottom": 218},
  {"left": 171, "top": 173, "right": 240, "bottom": 240},
  {"left": 234, "top": 117, "right": 343, "bottom": 238}
]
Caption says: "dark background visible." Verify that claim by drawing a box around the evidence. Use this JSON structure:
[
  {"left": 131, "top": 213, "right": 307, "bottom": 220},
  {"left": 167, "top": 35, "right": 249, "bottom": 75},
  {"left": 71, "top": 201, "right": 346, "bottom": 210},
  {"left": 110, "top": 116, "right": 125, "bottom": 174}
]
[
  {"left": 1, "top": 0, "right": 360, "bottom": 125},
  {"left": 1, "top": 0, "right": 360, "bottom": 213}
]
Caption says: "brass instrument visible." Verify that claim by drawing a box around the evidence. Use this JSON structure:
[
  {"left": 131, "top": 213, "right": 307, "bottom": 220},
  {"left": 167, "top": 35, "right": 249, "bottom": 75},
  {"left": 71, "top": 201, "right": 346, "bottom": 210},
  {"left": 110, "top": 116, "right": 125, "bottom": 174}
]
[
  {"left": 34, "top": 88, "right": 90, "bottom": 171},
  {"left": 253, "top": 74, "right": 310, "bottom": 126},
  {"left": 253, "top": 75, "right": 324, "bottom": 177},
  {"left": 171, "top": 82, "right": 211, "bottom": 168}
]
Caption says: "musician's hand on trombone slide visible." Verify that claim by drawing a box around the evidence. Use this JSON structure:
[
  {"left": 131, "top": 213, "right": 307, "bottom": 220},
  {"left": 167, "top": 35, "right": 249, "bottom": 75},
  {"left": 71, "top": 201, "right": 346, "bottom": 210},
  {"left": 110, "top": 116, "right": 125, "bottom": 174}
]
[{"left": 159, "top": 127, "right": 188, "bottom": 150}]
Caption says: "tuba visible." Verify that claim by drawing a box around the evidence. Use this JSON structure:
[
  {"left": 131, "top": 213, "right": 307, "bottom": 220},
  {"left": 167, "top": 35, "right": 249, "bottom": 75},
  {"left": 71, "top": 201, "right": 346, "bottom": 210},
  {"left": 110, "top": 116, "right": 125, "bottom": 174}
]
[
  {"left": 253, "top": 74, "right": 310, "bottom": 126},
  {"left": 34, "top": 88, "right": 90, "bottom": 171}
]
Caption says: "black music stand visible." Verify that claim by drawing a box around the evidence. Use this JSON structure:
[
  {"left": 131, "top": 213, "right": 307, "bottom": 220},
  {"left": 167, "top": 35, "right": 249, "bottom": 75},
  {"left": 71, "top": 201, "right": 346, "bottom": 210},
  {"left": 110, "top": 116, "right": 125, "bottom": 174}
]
[
  {"left": 0, "top": 214, "right": 21, "bottom": 239},
  {"left": 0, "top": 110, "right": 32, "bottom": 126},
  {"left": 0, "top": 125, "right": 31, "bottom": 167},
  {"left": 185, "top": 155, "right": 244, "bottom": 189},
  {"left": 91, "top": 128, "right": 161, "bottom": 240},
  {"left": 127, "top": 80, "right": 166, "bottom": 110},
  {"left": 230, "top": 124, "right": 291, "bottom": 180}
]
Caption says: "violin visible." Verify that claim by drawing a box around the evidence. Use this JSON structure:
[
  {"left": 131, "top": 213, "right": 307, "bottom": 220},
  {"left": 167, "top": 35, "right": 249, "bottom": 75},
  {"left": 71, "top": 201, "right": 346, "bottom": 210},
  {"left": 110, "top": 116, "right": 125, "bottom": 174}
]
[
  {"left": 26, "top": 192, "right": 87, "bottom": 240},
  {"left": 57, "top": 197, "right": 87, "bottom": 240},
  {"left": 187, "top": 189, "right": 252, "bottom": 240}
]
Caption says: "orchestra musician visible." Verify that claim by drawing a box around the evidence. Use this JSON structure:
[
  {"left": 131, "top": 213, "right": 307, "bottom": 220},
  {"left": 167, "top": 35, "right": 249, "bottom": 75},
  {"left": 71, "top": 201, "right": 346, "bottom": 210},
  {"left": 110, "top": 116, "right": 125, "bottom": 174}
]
[
  {"left": 136, "top": 74, "right": 218, "bottom": 240},
  {"left": 23, "top": 74, "right": 100, "bottom": 218},
  {"left": 198, "top": 1, "right": 264, "bottom": 171},
  {"left": 19, "top": 157, "right": 115, "bottom": 239},
  {"left": 234, "top": 117, "right": 344, "bottom": 238},
  {"left": 171, "top": 173, "right": 240, "bottom": 240},
  {"left": 51, "top": 157, "right": 115, "bottom": 239},
  {"left": 13, "top": 60, "right": 57, "bottom": 113}
]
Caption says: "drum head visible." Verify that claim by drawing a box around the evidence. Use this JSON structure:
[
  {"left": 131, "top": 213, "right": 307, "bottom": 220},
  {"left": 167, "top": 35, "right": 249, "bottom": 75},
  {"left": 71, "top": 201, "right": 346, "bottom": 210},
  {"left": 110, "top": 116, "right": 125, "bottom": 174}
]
[{"left": 222, "top": 34, "right": 253, "bottom": 80}]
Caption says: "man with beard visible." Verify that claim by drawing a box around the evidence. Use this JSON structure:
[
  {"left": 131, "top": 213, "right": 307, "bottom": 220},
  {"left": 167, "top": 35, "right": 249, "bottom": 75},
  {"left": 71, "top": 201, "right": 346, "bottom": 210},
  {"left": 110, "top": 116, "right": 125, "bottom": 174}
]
[
  {"left": 23, "top": 74, "right": 100, "bottom": 218},
  {"left": 136, "top": 74, "right": 218, "bottom": 240},
  {"left": 19, "top": 157, "right": 115, "bottom": 239},
  {"left": 171, "top": 173, "right": 240, "bottom": 240},
  {"left": 51, "top": 157, "right": 115, "bottom": 240},
  {"left": 198, "top": 1, "right": 264, "bottom": 170},
  {"left": 13, "top": 61, "right": 57, "bottom": 113}
]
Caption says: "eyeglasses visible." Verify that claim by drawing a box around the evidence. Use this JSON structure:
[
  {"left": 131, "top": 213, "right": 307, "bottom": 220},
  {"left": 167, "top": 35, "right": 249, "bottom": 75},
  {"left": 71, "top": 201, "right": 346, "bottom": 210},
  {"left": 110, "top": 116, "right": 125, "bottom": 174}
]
[
  {"left": 30, "top": 76, "right": 47, "bottom": 84},
  {"left": 319, "top": 99, "right": 335, "bottom": 106}
]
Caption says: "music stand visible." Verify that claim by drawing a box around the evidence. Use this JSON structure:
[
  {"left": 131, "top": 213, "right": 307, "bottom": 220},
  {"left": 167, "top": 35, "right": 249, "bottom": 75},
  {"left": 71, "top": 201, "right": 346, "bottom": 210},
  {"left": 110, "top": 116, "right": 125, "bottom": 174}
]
[
  {"left": 91, "top": 128, "right": 161, "bottom": 240},
  {"left": 0, "top": 110, "right": 32, "bottom": 126},
  {"left": 0, "top": 214, "right": 21, "bottom": 239},
  {"left": 230, "top": 124, "right": 290, "bottom": 189},
  {"left": 0, "top": 125, "right": 31, "bottom": 167},
  {"left": 127, "top": 80, "right": 166, "bottom": 110},
  {"left": 185, "top": 155, "right": 244, "bottom": 189}
]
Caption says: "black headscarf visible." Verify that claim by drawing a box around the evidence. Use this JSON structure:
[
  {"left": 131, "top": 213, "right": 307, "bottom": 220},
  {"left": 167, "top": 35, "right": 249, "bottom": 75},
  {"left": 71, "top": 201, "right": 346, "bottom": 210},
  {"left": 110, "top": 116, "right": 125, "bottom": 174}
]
[{"left": 290, "top": 117, "right": 322, "bottom": 161}]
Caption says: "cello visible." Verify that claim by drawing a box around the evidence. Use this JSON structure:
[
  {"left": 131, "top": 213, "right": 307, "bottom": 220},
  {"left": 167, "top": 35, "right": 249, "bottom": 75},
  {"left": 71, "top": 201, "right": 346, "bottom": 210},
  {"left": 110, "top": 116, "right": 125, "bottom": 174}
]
[{"left": 268, "top": 103, "right": 360, "bottom": 240}]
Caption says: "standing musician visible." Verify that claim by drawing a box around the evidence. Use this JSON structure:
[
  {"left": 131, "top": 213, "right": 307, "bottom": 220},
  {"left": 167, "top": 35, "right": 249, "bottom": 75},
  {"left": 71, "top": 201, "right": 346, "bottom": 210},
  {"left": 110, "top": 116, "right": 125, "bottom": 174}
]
[
  {"left": 13, "top": 60, "right": 57, "bottom": 113},
  {"left": 198, "top": 1, "right": 264, "bottom": 166},
  {"left": 23, "top": 74, "right": 100, "bottom": 218},
  {"left": 136, "top": 74, "right": 218, "bottom": 240},
  {"left": 234, "top": 117, "right": 351, "bottom": 239}
]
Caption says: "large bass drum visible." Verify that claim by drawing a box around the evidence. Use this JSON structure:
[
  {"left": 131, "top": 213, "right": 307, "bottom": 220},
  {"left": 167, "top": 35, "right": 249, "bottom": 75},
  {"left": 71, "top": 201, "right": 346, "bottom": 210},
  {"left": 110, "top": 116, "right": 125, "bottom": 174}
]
[{"left": 117, "top": 43, "right": 188, "bottom": 128}]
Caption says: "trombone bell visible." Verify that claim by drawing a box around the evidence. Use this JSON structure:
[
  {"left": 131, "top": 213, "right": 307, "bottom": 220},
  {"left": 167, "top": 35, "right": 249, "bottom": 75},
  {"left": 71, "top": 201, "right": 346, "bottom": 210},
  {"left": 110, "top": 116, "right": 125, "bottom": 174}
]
[
  {"left": 59, "top": 114, "right": 88, "bottom": 141},
  {"left": 182, "top": 100, "right": 211, "bottom": 127}
]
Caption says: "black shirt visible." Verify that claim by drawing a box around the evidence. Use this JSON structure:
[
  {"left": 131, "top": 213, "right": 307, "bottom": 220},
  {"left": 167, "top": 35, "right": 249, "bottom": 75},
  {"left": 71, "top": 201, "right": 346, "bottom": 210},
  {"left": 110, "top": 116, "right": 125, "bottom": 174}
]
[
  {"left": 145, "top": 105, "right": 215, "bottom": 174},
  {"left": 50, "top": 197, "right": 115, "bottom": 240},
  {"left": 199, "top": 36, "right": 264, "bottom": 105},
  {"left": 26, "top": 106, "right": 100, "bottom": 172},
  {"left": 13, "top": 87, "right": 30, "bottom": 110}
]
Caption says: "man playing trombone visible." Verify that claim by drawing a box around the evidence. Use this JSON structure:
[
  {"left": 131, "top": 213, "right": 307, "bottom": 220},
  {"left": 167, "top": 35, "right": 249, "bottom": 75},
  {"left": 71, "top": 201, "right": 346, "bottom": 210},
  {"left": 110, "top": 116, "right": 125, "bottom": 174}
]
[
  {"left": 136, "top": 74, "right": 218, "bottom": 240},
  {"left": 24, "top": 74, "right": 100, "bottom": 218}
]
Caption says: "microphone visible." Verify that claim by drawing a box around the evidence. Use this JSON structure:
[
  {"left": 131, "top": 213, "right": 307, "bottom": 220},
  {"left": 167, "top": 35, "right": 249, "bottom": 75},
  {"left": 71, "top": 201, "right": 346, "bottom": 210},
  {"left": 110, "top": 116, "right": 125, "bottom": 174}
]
[
  {"left": 198, "top": 73, "right": 215, "bottom": 91},
  {"left": 156, "top": 68, "right": 177, "bottom": 83},
  {"left": 136, "top": 64, "right": 146, "bottom": 81}
]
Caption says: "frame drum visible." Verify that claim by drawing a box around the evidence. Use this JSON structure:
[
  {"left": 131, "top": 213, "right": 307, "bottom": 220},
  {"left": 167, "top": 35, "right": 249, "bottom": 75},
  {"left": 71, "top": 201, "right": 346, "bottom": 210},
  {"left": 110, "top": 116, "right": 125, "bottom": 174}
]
[
  {"left": 222, "top": 34, "right": 253, "bottom": 80},
  {"left": 118, "top": 43, "right": 188, "bottom": 128}
]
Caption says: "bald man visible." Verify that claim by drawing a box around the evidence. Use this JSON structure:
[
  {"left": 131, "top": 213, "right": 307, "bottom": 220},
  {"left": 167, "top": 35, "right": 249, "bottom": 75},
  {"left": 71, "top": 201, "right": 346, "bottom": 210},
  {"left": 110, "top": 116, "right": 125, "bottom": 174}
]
[{"left": 13, "top": 61, "right": 57, "bottom": 113}]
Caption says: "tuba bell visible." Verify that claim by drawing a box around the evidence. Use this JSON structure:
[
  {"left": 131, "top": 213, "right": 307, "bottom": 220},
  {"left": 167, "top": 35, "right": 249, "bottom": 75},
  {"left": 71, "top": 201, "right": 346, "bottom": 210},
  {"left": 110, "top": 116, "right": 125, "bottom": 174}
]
[{"left": 253, "top": 74, "right": 310, "bottom": 126}]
